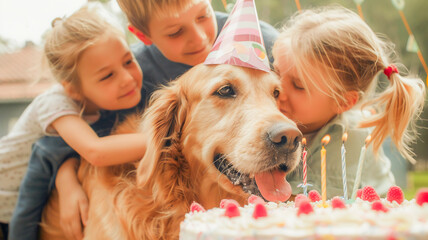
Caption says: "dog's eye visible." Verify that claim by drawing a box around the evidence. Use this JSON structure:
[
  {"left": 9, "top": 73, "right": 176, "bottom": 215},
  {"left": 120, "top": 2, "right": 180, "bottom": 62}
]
[
  {"left": 273, "top": 89, "right": 280, "bottom": 99},
  {"left": 215, "top": 85, "right": 236, "bottom": 98}
]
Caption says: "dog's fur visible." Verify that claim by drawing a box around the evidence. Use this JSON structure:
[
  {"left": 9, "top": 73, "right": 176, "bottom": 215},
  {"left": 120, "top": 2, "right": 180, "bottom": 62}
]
[{"left": 40, "top": 64, "right": 301, "bottom": 239}]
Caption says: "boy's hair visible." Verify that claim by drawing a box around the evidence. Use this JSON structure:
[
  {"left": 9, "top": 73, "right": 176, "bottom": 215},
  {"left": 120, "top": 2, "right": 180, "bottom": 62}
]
[
  {"left": 273, "top": 6, "right": 425, "bottom": 162},
  {"left": 44, "top": 5, "right": 123, "bottom": 92},
  {"left": 117, "top": 0, "right": 203, "bottom": 36}
]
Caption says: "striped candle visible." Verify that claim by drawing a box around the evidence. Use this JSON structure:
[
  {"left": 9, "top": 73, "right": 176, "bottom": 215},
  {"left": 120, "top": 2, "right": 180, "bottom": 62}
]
[
  {"left": 302, "top": 138, "right": 307, "bottom": 186},
  {"left": 341, "top": 133, "right": 348, "bottom": 200},
  {"left": 297, "top": 138, "right": 310, "bottom": 196}
]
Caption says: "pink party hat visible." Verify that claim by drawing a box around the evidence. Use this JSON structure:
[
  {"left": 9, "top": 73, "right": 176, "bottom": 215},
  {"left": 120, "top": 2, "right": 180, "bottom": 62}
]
[{"left": 204, "top": 0, "right": 270, "bottom": 72}]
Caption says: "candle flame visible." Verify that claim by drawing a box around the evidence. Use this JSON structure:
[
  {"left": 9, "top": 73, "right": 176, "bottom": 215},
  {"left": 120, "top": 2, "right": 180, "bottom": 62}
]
[
  {"left": 365, "top": 135, "right": 372, "bottom": 146},
  {"left": 302, "top": 137, "right": 307, "bottom": 146},
  {"left": 342, "top": 132, "right": 348, "bottom": 142},
  {"left": 321, "top": 135, "right": 331, "bottom": 146}
]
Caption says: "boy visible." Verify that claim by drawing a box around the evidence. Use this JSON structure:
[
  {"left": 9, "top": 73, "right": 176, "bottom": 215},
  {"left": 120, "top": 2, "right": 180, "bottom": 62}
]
[
  {"left": 8, "top": 0, "right": 278, "bottom": 239},
  {"left": 118, "top": 0, "right": 279, "bottom": 109}
]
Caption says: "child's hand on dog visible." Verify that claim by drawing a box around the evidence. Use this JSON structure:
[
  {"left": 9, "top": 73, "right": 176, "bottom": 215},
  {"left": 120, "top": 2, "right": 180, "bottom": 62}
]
[{"left": 56, "top": 158, "right": 88, "bottom": 240}]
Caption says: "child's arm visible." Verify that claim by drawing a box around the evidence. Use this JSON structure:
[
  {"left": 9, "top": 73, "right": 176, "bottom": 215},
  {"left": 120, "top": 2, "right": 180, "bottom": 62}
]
[
  {"left": 56, "top": 157, "right": 88, "bottom": 240},
  {"left": 51, "top": 115, "right": 146, "bottom": 166}
]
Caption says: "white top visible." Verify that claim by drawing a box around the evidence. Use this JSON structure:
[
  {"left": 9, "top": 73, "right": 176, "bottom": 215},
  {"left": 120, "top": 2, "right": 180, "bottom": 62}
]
[{"left": 0, "top": 84, "right": 99, "bottom": 222}]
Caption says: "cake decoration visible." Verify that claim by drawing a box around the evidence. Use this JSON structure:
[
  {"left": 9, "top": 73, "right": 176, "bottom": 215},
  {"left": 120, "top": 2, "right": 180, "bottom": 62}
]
[
  {"left": 190, "top": 201, "right": 206, "bottom": 213},
  {"left": 356, "top": 188, "right": 363, "bottom": 198},
  {"left": 308, "top": 189, "right": 321, "bottom": 202},
  {"left": 252, "top": 203, "right": 268, "bottom": 219},
  {"left": 294, "top": 194, "right": 309, "bottom": 207},
  {"left": 180, "top": 187, "right": 428, "bottom": 239},
  {"left": 297, "top": 199, "right": 314, "bottom": 216},
  {"left": 220, "top": 199, "right": 241, "bottom": 209},
  {"left": 371, "top": 200, "right": 389, "bottom": 212},
  {"left": 340, "top": 133, "right": 348, "bottom": 200},
  {"left": 351, "top": 135, "right": 372, "bottom": 199},
  {"left": 181, "top": 129, "right": 426, "bottom": 239},
  {"left": 224, "top": 201, "right": 240, "bottom": 218},
  {"left": 247, "top": 194, "right": 265, "bottom": 205},
  {"left": 416, "top": 188, "right": 428, "bottom": 206},
  {"left": 361, "top": 185, "right": 380, "bottom": 202},
  {"left": 387, "top": 186, "right": 404, "bottom": 204},
  {"left": 320, "top": 135, "right": 330, "bottom": 205},
  {"left": 297, "top": 138, "right": 311, "bottom": 196},
  {"left": 331, "top": 197, "right": 346, "bottom": 209}
]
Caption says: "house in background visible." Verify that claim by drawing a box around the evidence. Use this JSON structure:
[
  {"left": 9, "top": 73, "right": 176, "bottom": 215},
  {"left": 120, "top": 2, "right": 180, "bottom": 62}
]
[{"left": 0, "top": 42, "right": 53, "bottom": 137}]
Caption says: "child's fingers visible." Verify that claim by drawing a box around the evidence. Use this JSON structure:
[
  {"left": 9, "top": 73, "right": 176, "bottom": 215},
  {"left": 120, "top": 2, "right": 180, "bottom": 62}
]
[
  {"left": 61, "top": 196, "right": 85, "bottom": 240},
  {"left": 63, "top": 222, "right": 80, "bottom": 240},
  {"left": 79, "top": 196, "right": 89, "bottom": 226},
  {"left": 69, "top": 219, "right": 84, "bottom": 240},
  {"left": 63, "top": 213, "right": 84, "bottom": 240}
]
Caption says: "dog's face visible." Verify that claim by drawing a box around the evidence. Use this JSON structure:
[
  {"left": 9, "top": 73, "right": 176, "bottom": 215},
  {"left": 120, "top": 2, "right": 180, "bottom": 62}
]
[{"left": 137, "top": 64, "right": 302, "bottom": 202}]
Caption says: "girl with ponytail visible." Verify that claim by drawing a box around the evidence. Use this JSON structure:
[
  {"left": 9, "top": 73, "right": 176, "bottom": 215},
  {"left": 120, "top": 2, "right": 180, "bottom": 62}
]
[{"left": 272, "top": 6, "right": 425, "bottom": 198}]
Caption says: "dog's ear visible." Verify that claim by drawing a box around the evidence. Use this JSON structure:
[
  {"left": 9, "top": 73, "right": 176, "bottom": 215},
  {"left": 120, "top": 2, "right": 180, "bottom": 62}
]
[{"left": 136, "top": 81, "right": 187, "bottom": 187}]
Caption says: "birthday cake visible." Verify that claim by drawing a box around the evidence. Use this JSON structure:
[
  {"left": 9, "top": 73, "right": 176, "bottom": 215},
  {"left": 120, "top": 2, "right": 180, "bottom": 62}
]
[{"left": 179, "top": 186, "right": 428, "bottom": 240}]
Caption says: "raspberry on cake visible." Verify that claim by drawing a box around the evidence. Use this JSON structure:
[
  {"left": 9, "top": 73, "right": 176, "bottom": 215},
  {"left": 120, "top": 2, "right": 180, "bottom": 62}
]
[
  {"left": 220, "top": 199, "right": 241, "bottom": 209},
  {"left": 224, "top": 201, "right": 240, "bottom": 218},
  {"left": 252, "top": 203, "right": 268, "bottom": 219},
  {"left": 387, "top": 186, "right": 404, "bottom": 204},
  {"left": 371, "top": 200, "right": 389, "bottom": 212},
  {"left": 248, "top": 195, "right": 266, "bottom": 205},
  {"left": 190, "top": 202, "right": 206, "bottom": 213},
  {"left": 308, "top": 190, "right": 321, "bottom": 202},
  {"left": 331, "top": 197, "right": 346, "bottom": 209},
  {"left": 296, "top": 199, "right": 314, "bottom": 216},
  {"left": 294, "top": 194, "right": 309, "bottom": 207},
  {"left": 361, "top": 186, "right": 380, "bottom": 202},
  {"left": 416, "top": 188, "right": 428, "bottom": 206}
]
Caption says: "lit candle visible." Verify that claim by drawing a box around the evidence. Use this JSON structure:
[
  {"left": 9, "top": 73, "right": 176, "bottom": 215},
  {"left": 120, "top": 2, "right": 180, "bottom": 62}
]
[
  {"left": 321, "top": 135, "right": 330, "bottom": 206},
  {"left": 351, "top": 135, "right": 372, "bottom": 200},
  {"left": 302, "top": 138, "right": 308, "bottom": 195},
  {"left": 341, "top": 133, "right": 348, "bottom": 200}
]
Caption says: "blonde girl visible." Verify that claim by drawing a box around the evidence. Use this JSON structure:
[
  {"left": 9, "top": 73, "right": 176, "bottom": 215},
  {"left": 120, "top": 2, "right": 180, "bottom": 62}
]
[
  {"left": 273, "top": 6, "right": 425, "bottom": 198},
  {"left": 5, "top": 6, "right": 145, "bottom": 240}
]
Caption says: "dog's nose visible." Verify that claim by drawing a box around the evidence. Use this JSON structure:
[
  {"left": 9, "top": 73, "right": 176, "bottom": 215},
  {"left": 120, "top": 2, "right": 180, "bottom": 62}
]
[{"left": 268, "top": 123, "right": 302, "bottom": 153}]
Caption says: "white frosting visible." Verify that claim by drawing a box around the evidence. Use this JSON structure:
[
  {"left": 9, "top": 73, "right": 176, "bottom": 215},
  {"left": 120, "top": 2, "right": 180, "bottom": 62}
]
[{"left": 179, "top": 199, "right": 428, "bottom": 240}]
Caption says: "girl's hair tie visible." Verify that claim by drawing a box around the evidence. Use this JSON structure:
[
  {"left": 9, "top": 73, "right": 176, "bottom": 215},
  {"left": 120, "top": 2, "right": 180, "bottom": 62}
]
[{"left": 383, "top": 64, "right": 399, "bottom": 80}]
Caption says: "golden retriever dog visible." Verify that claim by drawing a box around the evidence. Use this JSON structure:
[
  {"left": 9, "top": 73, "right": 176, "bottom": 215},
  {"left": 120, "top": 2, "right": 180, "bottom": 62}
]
[{"left": 40, "top": 64, "right": 302, "bottom": 240}]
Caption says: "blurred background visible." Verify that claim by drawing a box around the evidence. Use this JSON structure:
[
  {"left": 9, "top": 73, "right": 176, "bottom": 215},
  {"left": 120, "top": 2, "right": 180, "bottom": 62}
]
[{"left": 0, "top": 0, "right": 427, "bottom": 197}]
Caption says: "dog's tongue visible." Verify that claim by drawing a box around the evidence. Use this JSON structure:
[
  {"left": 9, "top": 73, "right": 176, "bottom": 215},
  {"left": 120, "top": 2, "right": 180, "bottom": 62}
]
[{"left": 254, "top": 170, "right": 291, "bottom": 202}]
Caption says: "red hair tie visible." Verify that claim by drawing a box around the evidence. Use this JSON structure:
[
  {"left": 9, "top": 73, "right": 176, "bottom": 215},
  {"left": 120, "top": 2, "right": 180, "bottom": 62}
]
[{"left": 383, "top": 65, "right": 398, "bottom": 80}]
